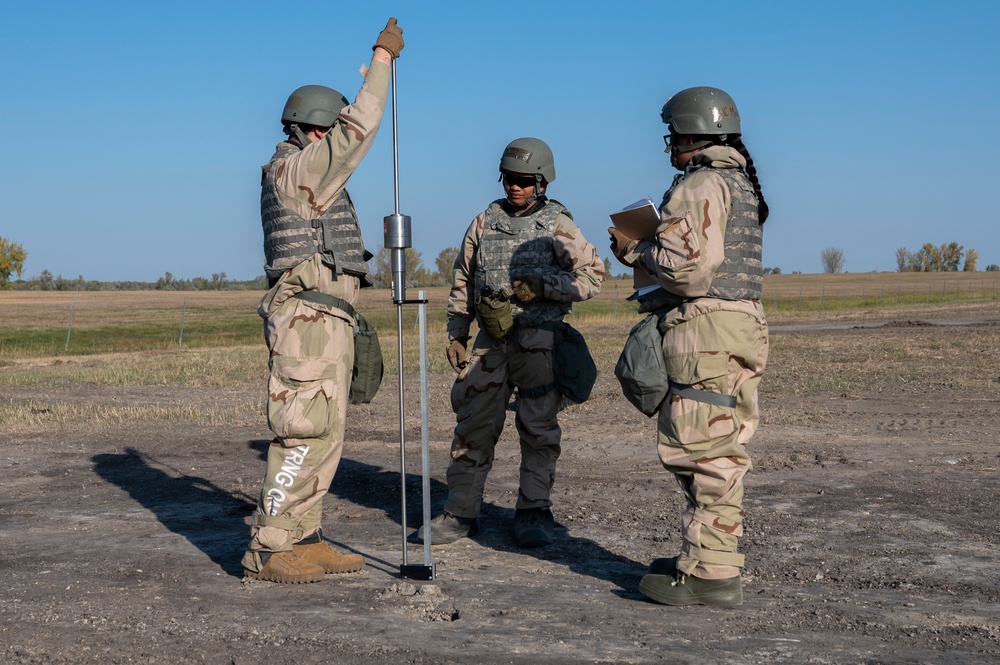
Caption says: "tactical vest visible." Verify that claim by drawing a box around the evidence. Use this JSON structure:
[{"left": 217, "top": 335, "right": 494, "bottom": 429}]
[
  {"left": 474, "top": 198, "right": 572, "bottom": 327},
  {"left": 656, "top": 164, "right": 762, "bottom": 303},
  {"left": 261, "top": 144, "right": 371, "bottom": 284}
]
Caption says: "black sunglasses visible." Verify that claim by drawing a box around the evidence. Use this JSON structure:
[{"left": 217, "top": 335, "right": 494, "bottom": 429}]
[{"left": 502, "top": 173, "right": 537, "bottom": 189}]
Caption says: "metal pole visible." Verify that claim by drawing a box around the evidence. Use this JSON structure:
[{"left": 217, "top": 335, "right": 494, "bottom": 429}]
[
  {"left": 384, "top": 57, "right": 434, "bottom": 580},
  {"left": 65, "top": 297, "right": 76, "bottom": 352},
  {"left": 418, "top": 291, "right": 433, "bottom": 570},
  {"left": 179, "top": 296, "right": 188, "bottom": 345},
  {"left": 396, "top": 301, "right": 407, "bottom": 562}
]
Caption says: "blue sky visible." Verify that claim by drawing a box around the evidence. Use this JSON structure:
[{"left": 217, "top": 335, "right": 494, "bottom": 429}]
[{"left": 2, "top": 1, "right": 997, "bottom": 281}]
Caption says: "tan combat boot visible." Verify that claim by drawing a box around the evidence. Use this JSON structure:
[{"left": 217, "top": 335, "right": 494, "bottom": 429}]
[
  {"left": 293, "top": 531, "right": 364, "bottom": 574},
  {"left": 245, "top": 550, "right": 324, "bottom": 584}
]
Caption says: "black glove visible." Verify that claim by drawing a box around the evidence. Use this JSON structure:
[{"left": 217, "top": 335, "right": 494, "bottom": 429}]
[{"left": 373, "top": 17, "right": 404, "bottom": 58}]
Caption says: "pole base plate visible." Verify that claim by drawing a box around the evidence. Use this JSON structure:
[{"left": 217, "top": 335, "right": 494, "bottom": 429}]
[{"left": 400, "top": 563, "right": 436, "bottom": 580}]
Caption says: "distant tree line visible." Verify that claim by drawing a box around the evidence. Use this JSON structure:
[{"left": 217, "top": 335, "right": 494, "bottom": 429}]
[
  {"left": 896, "top": 243, "right": 978, "bottom": 272},
  {"left": 13, "top": 270, "right": 268, "bottom": 291}
]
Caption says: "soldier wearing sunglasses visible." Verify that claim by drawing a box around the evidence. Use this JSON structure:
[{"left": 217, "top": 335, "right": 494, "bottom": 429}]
[{"left": 420, "top": 137, "right": 605, "bottom": 549}]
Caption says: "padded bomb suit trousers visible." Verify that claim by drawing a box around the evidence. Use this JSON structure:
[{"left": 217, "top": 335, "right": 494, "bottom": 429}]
[
  {"left": 444, "top": 326, "right": 562, "bottom": 519},
  {"left": 242, "top": 270, "right": 357, "bottom": 574},
  {"left": 656, "top": 307, "right": 768, "bottom": 580}
]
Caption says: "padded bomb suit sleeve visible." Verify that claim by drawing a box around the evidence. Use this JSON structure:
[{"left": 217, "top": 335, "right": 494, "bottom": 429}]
[
  {"left": 541, "top": 213, "right": 606, "bottom": 303},
  {"left": 274, "top": 61, "right": 391, "bottom": 218},
  {"left": 630, "top": 167, "right": 731, "bottom": 299},
  {"left": 446, "top": 213, "right": 486, "bottom": 341}
]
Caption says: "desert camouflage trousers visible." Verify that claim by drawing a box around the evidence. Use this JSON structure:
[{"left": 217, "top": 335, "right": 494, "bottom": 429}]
[
  {"left": 657, "top": 306, "right": 768, "bottom": 580},
  {"left": 445, "top": 326, "right": 562, "bottom": 518},
  {"left": 242, "top": 263, "right": 358, "bottom": 573}
]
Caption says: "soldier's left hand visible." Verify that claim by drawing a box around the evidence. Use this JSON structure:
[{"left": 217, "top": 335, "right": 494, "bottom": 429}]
[
  {"left": 608, "top": 227, "right": 639, "bottom": 266},
  {"left": 511, "top": 275, "right": 545, "bottom": 303},
  {"left": 373, "top": 17, "right": 404, "bottom": 58}
]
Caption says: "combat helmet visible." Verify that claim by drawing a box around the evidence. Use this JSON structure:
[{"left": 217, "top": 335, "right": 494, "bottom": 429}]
[
  {"left": 281, "top": 85, "right": 349, "bottom": 146},
  {"left": 282, "top": 85, "right": 349, "bottom": 127},
  {"left": 499, "top": 137, "right": 556, "bottom": 183},
  {"left": 660, "top": 86, "right": 741, "bottom": 137}
]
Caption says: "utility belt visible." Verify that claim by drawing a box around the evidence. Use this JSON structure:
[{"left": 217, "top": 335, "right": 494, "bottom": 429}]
[{"left": 291, "top": 290, "right": 383, "bottom": 405}]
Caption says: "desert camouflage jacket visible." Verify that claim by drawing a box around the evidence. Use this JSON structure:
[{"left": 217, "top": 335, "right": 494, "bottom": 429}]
[
  {"left": 626, "top": 146, "right": 766, "bottom": 324},
  {"left": 260, "top": 61, "right": 390, "bottom": 294},
  {"left": 447, "top": 198, "right": 606, "bottom": 341}
]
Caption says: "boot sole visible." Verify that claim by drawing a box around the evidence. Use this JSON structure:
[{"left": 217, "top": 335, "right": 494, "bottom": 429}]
[
  {"left": 514, "top": 528, "right": 553, "bottom": 548},
  {"left": 245, "top": 569, "right": 324, "bottom": 584},
  {"left": 638, "top": 574, "right": 743, "bottom": 608}
]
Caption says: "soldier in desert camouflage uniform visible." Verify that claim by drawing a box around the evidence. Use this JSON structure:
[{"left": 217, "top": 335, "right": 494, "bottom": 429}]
[
  {"left": 241, "top": 19, "right": 404, "bottom": 584},
  {"left": 420, "top": 138, "right": 605, "bottom": 549},
  {"left": 610, "top": 87, "right": 770, "bottom": 607}
]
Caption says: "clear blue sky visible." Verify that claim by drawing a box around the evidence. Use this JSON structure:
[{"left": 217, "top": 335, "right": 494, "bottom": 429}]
[{"left": 2, "top": 1, "right": 997, "bottom": 281}]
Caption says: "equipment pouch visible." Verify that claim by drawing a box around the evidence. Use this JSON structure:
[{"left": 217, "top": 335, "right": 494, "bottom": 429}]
[
  {"left": 349, "top": 311, "right": 384, "bottom": 405},
  {"left": 548, "top": 322, "right": 597, "bottom": 404},
  {"left": 290, "top": 290, "right": 383, "bottom": 405},
  {"left": 476, "top": 286, "right": 515, "bottom": 340},
  {"left": 614, "top": 312, "right": 670, "bottom": 417}
]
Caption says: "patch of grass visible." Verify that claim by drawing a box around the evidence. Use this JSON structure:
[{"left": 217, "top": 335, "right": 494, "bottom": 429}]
[{"left": 0, "top": 397, "right": 260, "bottom": 431}]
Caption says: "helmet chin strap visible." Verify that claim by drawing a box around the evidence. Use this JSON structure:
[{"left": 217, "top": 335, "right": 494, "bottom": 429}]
[
  {"left": 525, "top": 174, "right": 543, "bottom": 205},
  {"left": 668, "top": 138, "right": 716, "bottom": 169},
  {"left": 286, "top": 122, "right": 313, "bottom": 148}
]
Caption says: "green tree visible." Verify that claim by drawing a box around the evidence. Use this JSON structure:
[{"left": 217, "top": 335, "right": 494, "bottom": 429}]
[
  {"left": 369, "top": 244, "right": 424, "bottom": 289},
  {"left": 897, "top": 242, "right": 971, "bottom": 272},
  {"left": 895, "top": 247, "right": 913, "bottom": 272},
  {"left": 0, "top": 236, "right": 28, "bottom": 289},
  {"left": 434, "top": 246, "right": 460, "bottom": 285}
]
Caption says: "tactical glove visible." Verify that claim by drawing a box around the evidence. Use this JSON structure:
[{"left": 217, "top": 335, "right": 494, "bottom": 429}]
[
  {"left": 608, "top": 227, "right": 640, "bottom": 267},
  {"left": 373, "top": 18, "right": 404, "bottom": 58},
  {"left": 447, "top": 337, "right": 469, "bottom": 373},
  {"left": 511, "top": 275, "right": 545, "bottom": 304}
]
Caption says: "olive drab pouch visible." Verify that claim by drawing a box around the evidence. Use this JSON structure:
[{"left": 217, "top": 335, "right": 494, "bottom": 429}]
[
  {"left": 476, "top": 285, "right": 515, "bottom": 340},
  {"left": 551, "top": 322, "right": 597, "bottom": 404},
  {"left": 348, "top": 310, "right": 383, "bottom": 405},
  {"left": 614, "top": 311, "right": 670, "bottom": 417}
]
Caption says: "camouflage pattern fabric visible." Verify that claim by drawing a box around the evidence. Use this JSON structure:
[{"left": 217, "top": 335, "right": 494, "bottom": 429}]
[
  {"left": 445, "top": 327, "right": 562, "bottom": 517},
  {"left": 242, "top": 61, "right": 389, "bottom": 574},
  {"left": 474, "top": 198, "right": 572, "bottom": 327},
  {"left": 624, "top": 145, "right": 769, "bottom": 580},
  {"left": 442, "top": 199, "right": 605, "bottom": 518},
  {"left": 242, "top": 256, "right": 359, "bottom": 573},
  {"left": 446, "top": 200, "right": 604, "bottom": 343}
]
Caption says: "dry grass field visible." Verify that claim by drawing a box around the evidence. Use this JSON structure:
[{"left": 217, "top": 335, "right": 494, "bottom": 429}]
[{"left": 1, "top": 275, "right": 999, "bottom": 664}]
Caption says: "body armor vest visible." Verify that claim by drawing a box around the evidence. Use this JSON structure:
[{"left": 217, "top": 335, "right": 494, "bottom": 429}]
[
  {"left": 261, "top": 144, "right": 371, "bottom": 284},
  {"left": 474, "top": 198, "right": 571, "bottom": 327},
  {"left": 705, "top": 168, "right": 763, "bottom": 300},
  {"left": 652, "top": 163, "right": 762, "bottom": 304}
]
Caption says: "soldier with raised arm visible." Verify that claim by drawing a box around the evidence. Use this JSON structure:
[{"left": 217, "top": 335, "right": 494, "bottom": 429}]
[{"left": 241, "top": 19, "right": 404, "bottom": 584}]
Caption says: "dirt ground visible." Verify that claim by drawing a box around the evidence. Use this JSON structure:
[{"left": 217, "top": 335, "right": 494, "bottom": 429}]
[{"left": 3, "top": 304, "right": 1000, "bottom": 664}]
